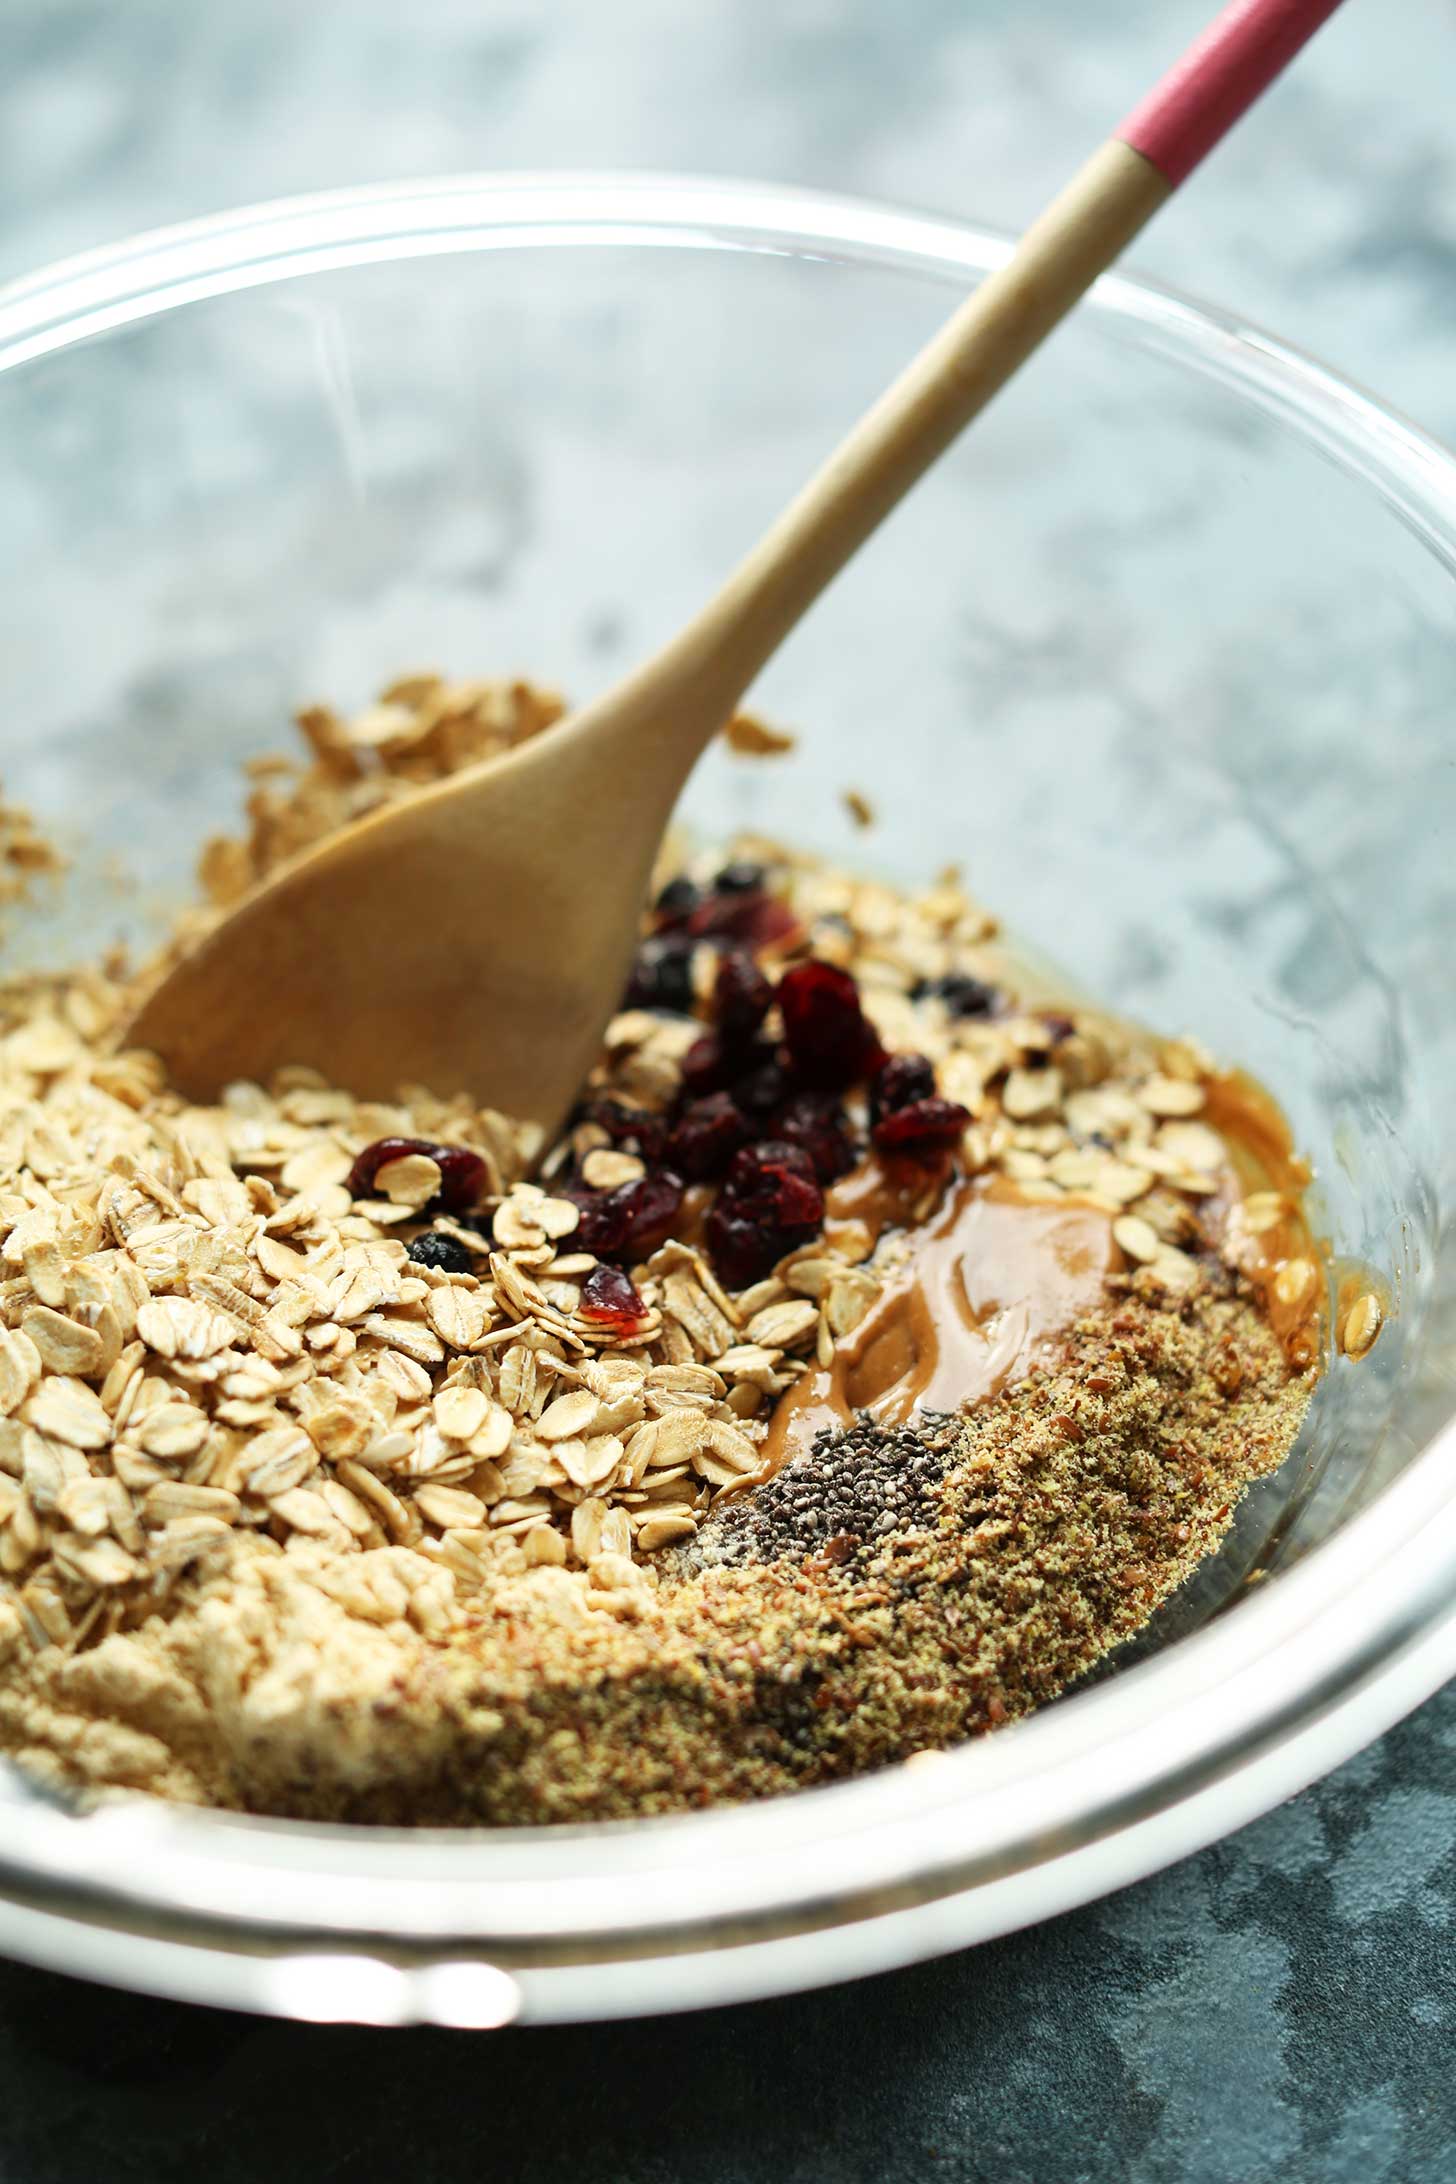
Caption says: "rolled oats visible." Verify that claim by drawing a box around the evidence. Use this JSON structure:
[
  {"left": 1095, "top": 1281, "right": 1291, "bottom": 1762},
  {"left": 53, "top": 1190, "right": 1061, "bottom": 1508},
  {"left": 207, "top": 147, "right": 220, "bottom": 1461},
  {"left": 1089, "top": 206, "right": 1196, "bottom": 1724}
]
[
  {"left": 1341, "top": 1291, "right": 1383, "bottom": 1361},
  {"left": 21, "top": 1307, "right": 105, "bottom": 1379},
  {"left": 1138, "top": 1075, "right": 1206, "bottom": 1119},
  {"left": 1112, "top": 1215, "right": 1161, "bottom": 1266}
]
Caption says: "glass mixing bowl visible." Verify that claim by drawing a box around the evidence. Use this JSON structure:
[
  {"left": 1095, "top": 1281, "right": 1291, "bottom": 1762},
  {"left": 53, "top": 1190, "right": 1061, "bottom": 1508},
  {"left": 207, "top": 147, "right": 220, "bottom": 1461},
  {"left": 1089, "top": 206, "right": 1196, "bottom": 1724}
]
[{"left": 0, "top": 174, "right": 1452, "bottom": 2025}]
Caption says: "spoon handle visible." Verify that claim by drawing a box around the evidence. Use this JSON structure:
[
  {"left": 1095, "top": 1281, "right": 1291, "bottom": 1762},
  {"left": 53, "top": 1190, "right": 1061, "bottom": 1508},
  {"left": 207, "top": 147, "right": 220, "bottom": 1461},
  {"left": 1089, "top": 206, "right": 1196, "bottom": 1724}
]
[
  {"left": 674, "top": 0, "right": 1345, "bottom": 710},
  {"left": 1119, "top": 0, "right": 1345, "bottom": 188}
]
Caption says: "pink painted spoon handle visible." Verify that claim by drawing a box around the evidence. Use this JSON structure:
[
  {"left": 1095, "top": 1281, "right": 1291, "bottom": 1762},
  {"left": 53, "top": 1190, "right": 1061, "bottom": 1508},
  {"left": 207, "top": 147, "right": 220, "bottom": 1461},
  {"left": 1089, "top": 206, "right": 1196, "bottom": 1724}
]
[
  {"left": 659, "top": 0, "right": 1348, "bottom": 705},
  {"left": 1119, "top": 0, "right": 1346, "bottom": 188}
]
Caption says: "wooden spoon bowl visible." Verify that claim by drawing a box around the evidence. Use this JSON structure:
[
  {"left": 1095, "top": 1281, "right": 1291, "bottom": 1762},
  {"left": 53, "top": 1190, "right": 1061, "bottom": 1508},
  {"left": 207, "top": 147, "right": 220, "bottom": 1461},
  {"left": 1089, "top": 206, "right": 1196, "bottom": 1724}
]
[{"left": 126, "top": 0, "right": 1342, "bottom": 1131}]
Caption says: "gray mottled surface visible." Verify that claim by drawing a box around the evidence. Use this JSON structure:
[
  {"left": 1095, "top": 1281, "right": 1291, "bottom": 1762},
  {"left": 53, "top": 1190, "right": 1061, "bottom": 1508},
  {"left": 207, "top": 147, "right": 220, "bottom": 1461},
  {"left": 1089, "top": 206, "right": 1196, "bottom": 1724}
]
[
  {"left": 3, "top": 1, "right": 1456, "bottom": 2176},
  {"left": 3, "top": 1699, "right": 1456, "bottom": 2184}
]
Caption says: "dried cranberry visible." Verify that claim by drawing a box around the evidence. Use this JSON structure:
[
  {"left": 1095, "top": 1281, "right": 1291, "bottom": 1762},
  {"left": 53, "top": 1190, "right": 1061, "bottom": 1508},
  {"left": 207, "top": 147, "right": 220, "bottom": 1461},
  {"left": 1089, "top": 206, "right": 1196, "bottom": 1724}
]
[
  {"left": 776, "top": 960, "right": 886, "bottom": 1090},
  {"left": 725, "top": 1138, "right": 820, "bottom": 1204},
  {"left": 653, "top": 875, "right": 701, "bottom": 924},
  {"left": 1042, "top": 1012, "right": 1077, "bottom": 1045},
  {"left": 772, "top": 1091, "right": 858, "bottom": 1183},
  {"left": 422, "top": 1149, "right": 486, "bottom": 1211},
  {"left": 405, "top": 1230, "right": 475, "bottom": 1273},
  {"left": 730, "top": 1051, "right": 794, "bottom": 1117},
  {"left": 870, "top": 1051, "right": 937, "bottom": 1127},
  {"left": 624, "top": 934, "right": 696, "bottom": 1013},
  {"left": 713, "top": 951, "right": 773, "bottom": 1044},
  {"left": 918, "top": 972, "right": 998, "bottom": 1020},
  {"left": 575, "top": 1098, "right": 668, "bottom": 1165},
  {"left": 739, "top": 895, "right": 802, "bottom": 950},
  {"left": 684, "top": 1033, "right": 788, "bottom": 1103},
  {"left": 707, "top": 1140, "right": 824, "bottom": 1288},
  {"left": 573, "top": 1170, "right": 685, "bottom": 1263},
  {"left": 688, "top": 889, "right": 801, "bottom": 951},
  {"left": 872, "top": 1096, "right": 971, "bottom": 1159},
  {"left": 579, "top": 1262, "right": 651, "bottom": 1335},
  {"left": 721, "top": 1142, "right": 820, "bottom": 1224},
  {"left": 667, "top": 1092, "right": 749, "bottom": 1180},
  {"left": 346, "top": 1137, "right": 485, "bottom": 1213},
  {"left": 619, "top": 1170, "right": 685, "bottom": 1257},
  {"left": 714, "top": 860, "right": 765, "bottom": 895},
  {"left": 567, "top": 1187, "right": 630, "bottom": 1258},
  {"left": 680, "top": 1032, "right": 732, "bottom": 1097},
  {"left": 704, "top": 1208, "right": 778, "bottom": 1290}
]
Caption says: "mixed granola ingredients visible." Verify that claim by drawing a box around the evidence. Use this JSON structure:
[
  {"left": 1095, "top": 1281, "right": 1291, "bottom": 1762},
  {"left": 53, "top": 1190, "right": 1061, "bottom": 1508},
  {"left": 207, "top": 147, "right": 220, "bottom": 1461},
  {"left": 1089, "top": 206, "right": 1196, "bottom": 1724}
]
[{"left": 0, "top": 674, "right": 1336, "bottom": 1822}]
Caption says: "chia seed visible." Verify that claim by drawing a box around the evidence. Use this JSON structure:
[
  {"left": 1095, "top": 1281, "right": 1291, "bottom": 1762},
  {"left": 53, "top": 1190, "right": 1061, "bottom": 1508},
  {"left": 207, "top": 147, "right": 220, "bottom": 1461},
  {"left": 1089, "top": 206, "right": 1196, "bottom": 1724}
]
[{"left": 683, "top": 1413, "right": 963, "bottom": 1572}]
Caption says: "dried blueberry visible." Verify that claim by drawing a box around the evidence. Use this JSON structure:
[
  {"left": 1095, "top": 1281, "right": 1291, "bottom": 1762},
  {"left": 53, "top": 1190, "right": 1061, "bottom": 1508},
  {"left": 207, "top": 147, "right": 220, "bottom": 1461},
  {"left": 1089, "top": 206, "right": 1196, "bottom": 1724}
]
[
  {"left": 654, "top": 875, "right": 701, "bottom": 924},
  {"left": 406, "top": 1230, "right": 475, "bottom": 1274},
  {"left": 918, "top": 972, "right": 998, "bottom": 1020},
  {"left": 624, "top": 935, "right": 696, "bottom": 1013},
  {"left": 869, "top": 1052, "right": 937, "bottom": 1127},
  {"left": 714, "top": 860, "right": 766, "bottom": 895}
]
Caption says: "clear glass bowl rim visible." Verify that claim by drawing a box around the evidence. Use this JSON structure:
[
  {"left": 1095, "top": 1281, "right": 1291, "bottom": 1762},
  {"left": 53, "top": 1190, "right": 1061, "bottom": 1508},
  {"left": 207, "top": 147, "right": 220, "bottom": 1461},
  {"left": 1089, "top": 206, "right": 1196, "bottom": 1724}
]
[{"left": 0, "top": 171, "right": 1453, "bottom": 2026}]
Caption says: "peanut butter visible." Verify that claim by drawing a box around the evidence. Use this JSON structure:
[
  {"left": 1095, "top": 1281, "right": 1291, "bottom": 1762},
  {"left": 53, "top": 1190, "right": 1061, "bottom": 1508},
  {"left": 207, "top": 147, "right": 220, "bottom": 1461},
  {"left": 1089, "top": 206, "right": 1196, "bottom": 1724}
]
[
  {"left": 760, "top": 1175, "right": 1118, "bottom": 1472},
  {"left": 758, "top": 1060, "right": 1327, "bottom": 1478}
]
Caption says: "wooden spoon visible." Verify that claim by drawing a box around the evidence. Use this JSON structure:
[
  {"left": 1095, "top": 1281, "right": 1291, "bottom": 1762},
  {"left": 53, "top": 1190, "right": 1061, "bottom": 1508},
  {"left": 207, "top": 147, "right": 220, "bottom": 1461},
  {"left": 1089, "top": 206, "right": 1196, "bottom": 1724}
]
[{"left": 128, "top": 0, "right": 1342, "bottom": 1131}]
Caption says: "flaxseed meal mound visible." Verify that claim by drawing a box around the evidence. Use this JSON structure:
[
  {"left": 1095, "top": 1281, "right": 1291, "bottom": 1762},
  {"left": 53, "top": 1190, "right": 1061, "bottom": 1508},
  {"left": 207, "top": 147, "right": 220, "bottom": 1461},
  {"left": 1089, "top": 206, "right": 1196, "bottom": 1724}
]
[{"left": 0, "top": 676, "right": 1340, "bottom": 1823}]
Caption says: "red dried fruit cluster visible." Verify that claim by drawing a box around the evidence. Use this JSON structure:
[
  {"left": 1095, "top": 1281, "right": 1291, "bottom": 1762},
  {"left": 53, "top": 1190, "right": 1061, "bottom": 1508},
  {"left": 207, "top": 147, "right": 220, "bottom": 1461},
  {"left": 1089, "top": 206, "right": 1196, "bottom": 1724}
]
[
  {"left": 585, "top": 899, "right": 973, "bottom": 1284},
  {"left": 623, "top": 868, "right": 804, "bottom": 1020},
  {"left": 570, "top": 892, "right": 976, "bottom": 1287},
  {"left": 346, "top": 1137, "right": 486, "bottom": 1213},
  {"left": 348, "top": 902, "right": 974, "bottom": 1305}
]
